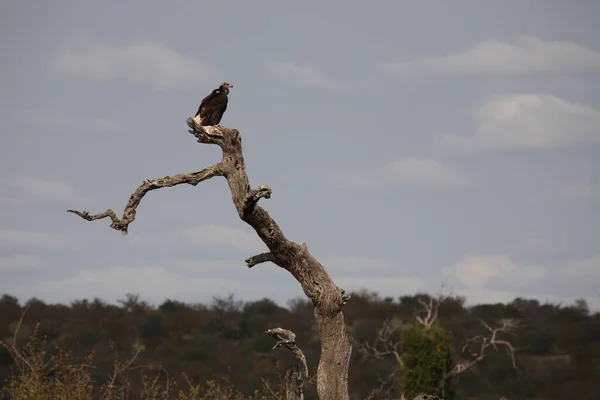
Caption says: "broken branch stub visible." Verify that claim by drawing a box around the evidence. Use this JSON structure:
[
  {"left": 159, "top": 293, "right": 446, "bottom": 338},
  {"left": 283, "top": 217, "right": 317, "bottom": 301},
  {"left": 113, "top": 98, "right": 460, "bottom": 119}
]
[
  {"left": 265, "top": 328, "right": 308, "bottom": 400},
  {"left": 68, "top": 118, "right": 352, "bottom": 400}
]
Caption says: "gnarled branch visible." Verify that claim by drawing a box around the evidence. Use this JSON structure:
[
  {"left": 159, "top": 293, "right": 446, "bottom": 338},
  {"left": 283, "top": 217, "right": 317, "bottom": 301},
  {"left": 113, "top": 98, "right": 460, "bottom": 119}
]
[
  {"left": 265, "top": 328, "right": 309, "bottom": 379},
  {"left": 68, "top": 165, "right": 223, "bottom": 235},
  {"left": 265, "top": 328, "right": 308, "bottom": 400},
  {"left": 68, "top": 118, "right": 352, "bottom": 399}
]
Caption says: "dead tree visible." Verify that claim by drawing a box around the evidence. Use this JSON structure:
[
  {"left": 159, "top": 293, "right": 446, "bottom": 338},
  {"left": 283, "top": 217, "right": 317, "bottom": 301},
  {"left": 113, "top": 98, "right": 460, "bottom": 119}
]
[
  {"left": 68, "top": 119, "right": 352, "bottom": 400},
  {"left": 444, "top": 318, "right": 518, "bottom": 382},
  {"left": 414, "top": 294, "right": 444, "bottom": 329},
  {"left": 359, "top": 318, "right": 403, "bottom": 398}
]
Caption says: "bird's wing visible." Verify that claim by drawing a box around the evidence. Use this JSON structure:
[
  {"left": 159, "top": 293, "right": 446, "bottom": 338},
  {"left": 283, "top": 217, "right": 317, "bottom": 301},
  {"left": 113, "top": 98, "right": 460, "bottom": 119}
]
[{"left": 195, "top": 89, "right": 220, "bottom": 116}]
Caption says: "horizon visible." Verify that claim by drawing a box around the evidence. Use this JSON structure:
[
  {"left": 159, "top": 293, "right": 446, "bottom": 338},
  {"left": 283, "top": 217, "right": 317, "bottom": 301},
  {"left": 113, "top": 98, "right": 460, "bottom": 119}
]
[{"left": 2, "top": 290, "right": 596, "bottom": 314}]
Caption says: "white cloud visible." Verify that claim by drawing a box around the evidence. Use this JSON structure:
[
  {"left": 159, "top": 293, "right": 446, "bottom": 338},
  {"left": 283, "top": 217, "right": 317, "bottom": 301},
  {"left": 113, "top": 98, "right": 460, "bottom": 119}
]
[
  {"left": 443, "top": 253, "right": 547, "bottom": 289},
  {"left": 0, "top": 254, "right": 42, "bottom": 271},
  {"left": 330, "top": 157, "right": 464, "bottom": 188},
  {"left": 265, "top": 61, "right": 329, "bottom": 86},
  {"left": 556, "top": 184, "right": 600, "bottom": 201},
  {"left": 0, "top": 229, "right": 71, "bottom": 251},
  {"left": 11, "top": 266, "right": 245, "bottom": 305},
  {"left": 381, "top": 36, "right": 600, "bottom": 76},
  {"left": 175, "top": 223, "right": 267, "bottom": 253},
  {"left": 442, "top": 253, "right": 600, "bottom": 310},
  {"left": 442, "top": 94, "right": 600, "bottom": 151},
  {"left": 1, "top": 175, "right": 86, "bottom": 205},
  {"left": 51, "top": 38, "right": 211, "bottom": 90},
  {"left": 321, "top": 252, "right": 600, "bottom": 311}
]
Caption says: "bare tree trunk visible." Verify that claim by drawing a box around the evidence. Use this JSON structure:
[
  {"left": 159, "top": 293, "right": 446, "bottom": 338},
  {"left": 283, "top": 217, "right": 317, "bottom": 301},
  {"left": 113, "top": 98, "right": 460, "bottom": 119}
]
[{"left": 68, "top": 119, "right": 352, "bottom": 399}]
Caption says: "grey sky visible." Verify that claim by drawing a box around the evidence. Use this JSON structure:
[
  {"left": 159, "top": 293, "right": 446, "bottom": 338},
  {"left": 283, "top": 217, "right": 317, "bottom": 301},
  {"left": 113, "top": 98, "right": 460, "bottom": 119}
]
[{"left": 1, "top": 0, "right": 599, "bottom": 310}]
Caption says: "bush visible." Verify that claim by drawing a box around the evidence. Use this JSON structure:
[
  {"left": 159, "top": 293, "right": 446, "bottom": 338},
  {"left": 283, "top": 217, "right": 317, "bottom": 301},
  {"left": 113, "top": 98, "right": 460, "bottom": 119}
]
[
  {"left": 0, "top": 319, "right": 275, "bottom": 399},
  {"left": 398, "top": 323, "right": 455, "bottom": 399}
]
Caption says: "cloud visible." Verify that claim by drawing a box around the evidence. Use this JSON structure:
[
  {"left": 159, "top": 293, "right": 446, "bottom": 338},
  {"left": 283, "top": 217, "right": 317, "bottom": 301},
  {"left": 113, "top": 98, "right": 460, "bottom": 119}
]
[
  {"left": 548, "top": 255, "right": 600, "bottom": 300},
  {"left": 443, "top": 253, "right": 547, "bottom": 289},
  {"left": 381, "top": 36, "right": 600, "bottom": 76},
  {"left": 0, "top": 229, "right": 71, "bottom": 251},
  {"left": 556, "top": 184, "right": 600, "bottom": 201},
  {"left": 51, "top": 38, "right": 211, "bottom": 90},
  {"left": 451, "top": 287, "right": 599, "bottom": 310},
  {"left": 1, "top": 175, "right": 86, "bottom": 205},
  {"left": 442, "top": 94, "right": 600, "bottom": 151},
  {"left": 265, "top": 61, "right": 329, "bottom": 86},
  {"left": 555, "top": 254, "right": 600, "bottom": 283},
  {"left": 324, "top": 253, "right": 600, "bottom": 311},
  {"left": 442, "top": 253, "right": 600, "bottom": 309},
  {"left": 10, "top": 266, "right": 245, "bottom": 305},
  {"left": 0, "top": 254, "right": 42, "bottom": 272},
  {"left": 174, "top": 224, "right": 267, "bottom": 253},
  {"left": 329, "top": 157, "right": 464, "bottom": 188}
]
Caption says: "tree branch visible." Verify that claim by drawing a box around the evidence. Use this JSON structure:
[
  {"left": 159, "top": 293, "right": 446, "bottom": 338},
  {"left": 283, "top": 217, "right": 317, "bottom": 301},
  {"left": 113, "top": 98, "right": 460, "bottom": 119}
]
[
  {"left": 69, "top": 117, "right": 352, "bottom": 399},
  {"left": 414, "top": 294, "right": 446, "bottom": 329},
  {"left": 265, "top": 328, "right": 308, "bottom": 380},
  {"left": 243, "top": 184, "right": 272, "bottom": 217},
  {"left": 245, "top": 252, "right": 278, "bottom": 268},
  {"left": 444, "top": 318, "right": 518, "bottom": 381},
  {"left": 266, "top": 328, "right": 308, "bottom": 400},
  {"left": 67, "top": 165, "right": 223, "bottom": 235},
  {"left": 359, "top": 319, "right": 403, "bottom": 365}
]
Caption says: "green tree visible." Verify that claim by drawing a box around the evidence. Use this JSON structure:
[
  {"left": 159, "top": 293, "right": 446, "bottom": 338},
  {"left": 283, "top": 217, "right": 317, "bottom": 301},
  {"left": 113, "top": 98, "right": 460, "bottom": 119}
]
[{"left": 398, "top": 323, "right": 455, "bottom": 399}]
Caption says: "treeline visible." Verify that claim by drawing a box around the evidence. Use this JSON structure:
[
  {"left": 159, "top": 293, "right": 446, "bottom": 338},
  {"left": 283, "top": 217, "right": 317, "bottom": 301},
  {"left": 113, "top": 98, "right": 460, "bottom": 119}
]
[{"left": 0, "top": 292, "right": 598, "bottom": 399}]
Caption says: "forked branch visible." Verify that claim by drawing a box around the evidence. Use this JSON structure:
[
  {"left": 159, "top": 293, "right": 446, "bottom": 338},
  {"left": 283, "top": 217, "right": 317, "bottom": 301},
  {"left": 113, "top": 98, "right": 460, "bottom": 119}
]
[
  {"left": 414, "top": 292, "right": 449, "bottom": 329},
  {"left": 360, "top": 319, "right": 403, "bottom": 365},
  {"left": 445, "top": 318, "right": 518, "bottom": 381}
]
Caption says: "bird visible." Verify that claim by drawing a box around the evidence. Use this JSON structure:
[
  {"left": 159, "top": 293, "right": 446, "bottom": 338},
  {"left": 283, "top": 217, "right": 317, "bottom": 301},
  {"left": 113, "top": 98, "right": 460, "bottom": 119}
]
[{"left": 194, "top": 82, "right": 233, "bottom": 126}]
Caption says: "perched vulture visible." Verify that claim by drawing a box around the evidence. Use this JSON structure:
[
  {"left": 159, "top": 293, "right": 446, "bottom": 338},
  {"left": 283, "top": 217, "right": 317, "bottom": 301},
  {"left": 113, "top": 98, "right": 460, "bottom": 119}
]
[{"left": 194, "top": 82, "right": 233, "bottom": 126}]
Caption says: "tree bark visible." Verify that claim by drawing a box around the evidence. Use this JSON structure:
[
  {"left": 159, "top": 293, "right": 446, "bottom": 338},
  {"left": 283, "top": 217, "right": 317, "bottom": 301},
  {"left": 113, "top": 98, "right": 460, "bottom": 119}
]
[{"left": 68, "top": 119, "right": 352, "bottom": 399}]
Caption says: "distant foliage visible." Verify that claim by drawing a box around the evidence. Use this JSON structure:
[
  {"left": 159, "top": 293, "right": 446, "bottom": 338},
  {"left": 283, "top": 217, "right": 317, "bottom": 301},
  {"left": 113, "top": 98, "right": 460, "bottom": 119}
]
[
  {"left": 398, "top": 324, "right": 455, "bottom": 399},
  {"left": 0, "top": 292, "right": 599, "bottom": 399},
  {"left": 0, "top": 323, "right": 278, "bottom": 399}
]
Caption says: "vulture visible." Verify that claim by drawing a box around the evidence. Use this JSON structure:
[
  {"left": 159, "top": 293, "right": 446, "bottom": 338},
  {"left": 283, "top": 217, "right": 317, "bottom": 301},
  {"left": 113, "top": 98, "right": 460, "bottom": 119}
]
[{"left": 194, "top": 81, "right": 233, "bottom": 126}]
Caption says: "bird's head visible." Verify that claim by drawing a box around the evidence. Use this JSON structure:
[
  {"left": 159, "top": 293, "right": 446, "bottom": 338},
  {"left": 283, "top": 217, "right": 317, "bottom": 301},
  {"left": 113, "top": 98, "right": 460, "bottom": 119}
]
[{"left": 220, "top": 82, "right": 233, "bottom": 89}]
